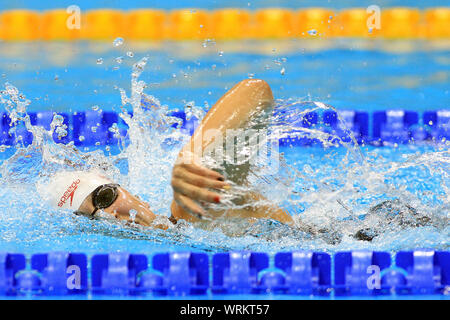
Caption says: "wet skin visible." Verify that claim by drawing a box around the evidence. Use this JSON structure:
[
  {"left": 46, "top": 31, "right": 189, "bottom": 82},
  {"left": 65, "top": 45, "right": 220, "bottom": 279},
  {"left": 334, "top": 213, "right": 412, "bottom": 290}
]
[
  {"left": 76, "top": 79, "right": 292, "bottom": 228},
  {"left": 170, "top": 79, "right": 293, "bottom": 225},
  {"left": 75, "top": 79, "right": 440, "bottom": 242},
  {"left": 77, "top": 187, "right": 165, "bottom": 228}
]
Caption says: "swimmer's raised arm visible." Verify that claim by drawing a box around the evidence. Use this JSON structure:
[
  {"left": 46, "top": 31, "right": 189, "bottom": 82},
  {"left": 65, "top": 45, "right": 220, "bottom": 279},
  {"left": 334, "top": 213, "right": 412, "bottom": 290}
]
[
  {"left": 171, "top": 79, "right": 273, "bottom": 219},
  {"left": 179, "top": 79, "right": 274, "bottom": 163},
  {"left": 171, "top": 79, "right": 293, "bottom": 224}
]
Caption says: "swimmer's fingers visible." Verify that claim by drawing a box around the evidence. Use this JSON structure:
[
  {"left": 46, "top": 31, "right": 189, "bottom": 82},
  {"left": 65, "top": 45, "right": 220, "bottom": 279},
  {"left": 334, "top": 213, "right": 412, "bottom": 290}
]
[
  {"left": 180, "top": 163, "right": 224, "bottom": 181},
  {"left": 172, "top": 179, "right": 221, "bottom": 204},
  {"left": 173, "top": 166, "right": 228, "bottom": 190},
  {"left": 173, "top": 192, "right": 206, "bottom": 219}
]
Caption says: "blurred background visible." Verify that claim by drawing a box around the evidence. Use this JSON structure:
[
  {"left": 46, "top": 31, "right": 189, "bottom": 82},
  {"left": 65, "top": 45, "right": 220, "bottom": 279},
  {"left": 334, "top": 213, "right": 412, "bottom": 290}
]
[
  {"left": 1, "top": 0, "right": 448, "bottom": 10},
  {"left": 0, "top": 1, "right": 448, "bottom": 116}
]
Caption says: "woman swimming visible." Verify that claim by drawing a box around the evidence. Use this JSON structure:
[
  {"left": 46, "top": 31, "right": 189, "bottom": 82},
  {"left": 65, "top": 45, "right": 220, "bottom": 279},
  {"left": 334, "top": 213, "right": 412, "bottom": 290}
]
[
  {"left": 42, "top": 79, "right": 439, "bottom": 242},
  {"left": 43, "top": 79, "right": 292, "bottom": 229}
]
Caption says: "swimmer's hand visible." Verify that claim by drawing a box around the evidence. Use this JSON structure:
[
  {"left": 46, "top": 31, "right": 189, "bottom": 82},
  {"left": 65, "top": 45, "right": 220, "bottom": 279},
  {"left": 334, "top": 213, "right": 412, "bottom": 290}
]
[{"left": 171, "top": 163, "right": 228, "bottom": 219}]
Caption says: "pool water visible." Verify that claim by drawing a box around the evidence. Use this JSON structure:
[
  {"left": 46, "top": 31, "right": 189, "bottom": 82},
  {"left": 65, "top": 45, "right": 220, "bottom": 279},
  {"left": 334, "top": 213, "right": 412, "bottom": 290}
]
[
  {"left": 0, "top": 39, "right": 448, "bottom": 299},
  {"left": 0, "top": 40, "right": 448, "bottom": 114},
  {"left": 0, "top": 142, "right": 447, "bottom": 254}
]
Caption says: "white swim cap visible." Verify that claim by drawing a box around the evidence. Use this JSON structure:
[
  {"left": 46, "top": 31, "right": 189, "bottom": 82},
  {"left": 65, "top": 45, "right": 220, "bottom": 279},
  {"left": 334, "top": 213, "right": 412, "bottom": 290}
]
[{"left": 38, "top": 171, "right": 112, "bottom": 210}]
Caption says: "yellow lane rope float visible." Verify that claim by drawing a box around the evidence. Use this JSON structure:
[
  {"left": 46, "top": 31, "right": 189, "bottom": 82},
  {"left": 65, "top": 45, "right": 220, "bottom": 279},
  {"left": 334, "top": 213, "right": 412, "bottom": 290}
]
[{"left": 0, "top": 7, "right": 449, "bottom": 41}]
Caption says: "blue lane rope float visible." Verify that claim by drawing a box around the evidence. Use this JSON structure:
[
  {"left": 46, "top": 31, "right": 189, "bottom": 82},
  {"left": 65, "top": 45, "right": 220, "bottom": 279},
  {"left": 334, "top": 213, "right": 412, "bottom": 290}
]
[
  {"left": 91, "top": 252, "right": 148, "bottom": 293},
  {"left": 0, "top": 250, "right": 449, "bottom": 296},
  {"left": 273, "top": 251, "right": 331, "bottom": 295},
  {"left": 0, "top": 109, "right": 448, "bottom": 148},
  {"left": 31, "top": 252, "right": 88, "bottom": 294},
  {"left": 334, "top": 251, "right": 391, "bottom": 296}
]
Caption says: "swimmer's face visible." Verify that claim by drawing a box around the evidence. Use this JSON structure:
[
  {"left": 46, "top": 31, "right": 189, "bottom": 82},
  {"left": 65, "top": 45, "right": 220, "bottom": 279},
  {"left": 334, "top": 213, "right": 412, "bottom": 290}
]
[{"left": 77, "top": 187, "right": 155, "bottom": 225}]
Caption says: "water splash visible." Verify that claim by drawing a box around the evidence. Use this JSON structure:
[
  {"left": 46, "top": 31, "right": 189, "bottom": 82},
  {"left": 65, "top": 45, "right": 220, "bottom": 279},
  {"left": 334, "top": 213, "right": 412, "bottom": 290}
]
[{"left": 0, "top": 58, "right": 448, "bottom": 255}]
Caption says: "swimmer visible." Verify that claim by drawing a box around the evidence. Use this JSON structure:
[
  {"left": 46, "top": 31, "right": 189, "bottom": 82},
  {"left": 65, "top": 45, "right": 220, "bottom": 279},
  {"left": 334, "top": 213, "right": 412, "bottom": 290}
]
[
  {"left": 41, "top": 79, "right": 441, "bottom": 242},
  {"left": 41, "top": 79, "right": 292, "bottom": 229}
]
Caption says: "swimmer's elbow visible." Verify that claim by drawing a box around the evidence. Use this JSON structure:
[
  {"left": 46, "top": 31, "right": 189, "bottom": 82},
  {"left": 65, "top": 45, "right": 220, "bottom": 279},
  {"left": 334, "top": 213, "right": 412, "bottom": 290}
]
[
  {"left": 238, "top": 79, "right": 273, "bottom": 101},
  {"left": 239, "top": 78, "right": 270, "bottom": 89}
]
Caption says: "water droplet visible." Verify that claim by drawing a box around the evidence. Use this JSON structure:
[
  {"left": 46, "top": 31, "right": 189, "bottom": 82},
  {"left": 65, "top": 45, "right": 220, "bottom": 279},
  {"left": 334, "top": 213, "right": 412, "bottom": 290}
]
[
  {"left": 113, "top": 37, "right": 124, "bottom": 47},
  {"left": 303, "top": 164, "right": 314, "bottom": 174},
  {"left": 51, "top": 114, "right": 64, "bottom": 127},
  {"left": 92, "top": 105, "right": 99, "bottom": 111},
  {"left": 129, "top": 209, "right": 137, "bottom": 223},
  {"left": 115, "top": 56, "right": 123, "bottom": 64},
  {"left": 126, "top": 51, "right": 134, "bottom": 57},
  {"left": 280, "top": 67, "right": 285, "bottom": 75},
  {"left": 218, "top": 51, "right": 223, "bottom": 57},
  {"left": 202, "top": 39, "right": 216, "bottom": 48},
  {"left": 307, "top": 29, "right": 318, "bottom": 36},
  {"left": 96, "top": 58, "right": 103, "bottom": 65}
]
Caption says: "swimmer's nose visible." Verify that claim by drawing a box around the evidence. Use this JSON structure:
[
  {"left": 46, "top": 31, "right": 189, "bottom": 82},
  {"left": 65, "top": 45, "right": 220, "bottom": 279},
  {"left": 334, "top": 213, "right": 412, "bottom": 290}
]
[{"left": 102, "top": 187, "right": 156, "bottom": 226}]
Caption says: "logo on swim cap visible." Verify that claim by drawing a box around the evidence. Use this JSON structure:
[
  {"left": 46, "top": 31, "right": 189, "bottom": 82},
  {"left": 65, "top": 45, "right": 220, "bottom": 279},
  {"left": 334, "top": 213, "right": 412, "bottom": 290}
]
[
  {"left": 39, "top": 171, "right": 113, "bottom": 211},
  {"left": 58, "top": 179, "right": 81, "bottom": 208}
]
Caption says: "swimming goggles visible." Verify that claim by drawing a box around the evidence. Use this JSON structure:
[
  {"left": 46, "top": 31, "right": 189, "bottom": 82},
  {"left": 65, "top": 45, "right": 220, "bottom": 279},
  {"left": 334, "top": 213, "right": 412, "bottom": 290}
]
[{"left": 90, "top": 183, "right": 120, "bottom": 216}]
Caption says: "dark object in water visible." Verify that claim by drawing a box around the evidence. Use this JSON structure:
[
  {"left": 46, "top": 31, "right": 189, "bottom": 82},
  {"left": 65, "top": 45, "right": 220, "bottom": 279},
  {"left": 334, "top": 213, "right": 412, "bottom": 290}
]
[
  {"left": 211, "top": 199, "right": 438, "bottom": 245},
  {"left": 298, "top": 199, "right": 436, "bottom": 243},
  {"left": 353, "top": 199, "right": 433, "bottom": 242},
  {"left": 354, "top": 228, "right": 377, "bottom": 242},
  {"left": 237, "top": 218, "right": 343, "bottom": 245}
]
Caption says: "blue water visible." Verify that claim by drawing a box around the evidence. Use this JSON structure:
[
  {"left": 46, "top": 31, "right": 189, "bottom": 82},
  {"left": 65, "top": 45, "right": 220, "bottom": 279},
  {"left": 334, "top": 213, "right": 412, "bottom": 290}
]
[
  {"left": 0, "top": 142, "right": 447, "bottom": 254},
  {"left": 0, "top": 40, "right": 448, "bottom": 299},
  {"left": 0, "top": 41, "right": 448, "bottom": 114}
]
